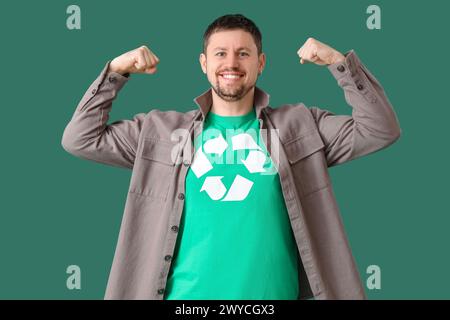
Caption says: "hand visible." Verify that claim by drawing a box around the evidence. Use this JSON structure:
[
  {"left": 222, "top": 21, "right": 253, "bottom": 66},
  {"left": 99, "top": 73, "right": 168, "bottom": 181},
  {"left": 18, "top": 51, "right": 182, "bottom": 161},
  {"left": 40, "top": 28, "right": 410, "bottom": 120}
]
[
  {"left": 109, "top": 45, "right": 160, "bottom": 75},
  {"left": 297, "top": 38, "right": 345, "bottom": 66}
]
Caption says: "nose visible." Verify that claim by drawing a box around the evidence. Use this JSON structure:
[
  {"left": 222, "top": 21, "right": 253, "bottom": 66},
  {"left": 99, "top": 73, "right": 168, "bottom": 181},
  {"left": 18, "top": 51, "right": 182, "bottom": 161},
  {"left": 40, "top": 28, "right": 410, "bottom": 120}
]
[{"left": 224, "top": 53, "right": 240, "bottom": 69}]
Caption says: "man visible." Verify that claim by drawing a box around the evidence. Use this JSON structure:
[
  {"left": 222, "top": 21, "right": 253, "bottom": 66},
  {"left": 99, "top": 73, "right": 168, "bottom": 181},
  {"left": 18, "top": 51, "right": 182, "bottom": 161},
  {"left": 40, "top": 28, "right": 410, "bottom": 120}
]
[{"left": 61, "top": 14, "right": 401, "bottom": 300}]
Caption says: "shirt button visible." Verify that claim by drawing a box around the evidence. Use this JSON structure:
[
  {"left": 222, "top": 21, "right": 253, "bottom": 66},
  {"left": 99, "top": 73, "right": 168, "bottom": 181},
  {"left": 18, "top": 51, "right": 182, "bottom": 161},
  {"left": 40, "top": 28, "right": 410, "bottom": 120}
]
[
  {"left": 109, "top": 75, "right": 117, "bottom": 83},
  {"left": 171, "top": 225, "right": 179, "bottom": 232},
  {"left": 91, "top": 88, "right": 97, "bottom": 94},
  {"left": 164, "top": 255, "right": 172, "bottom": 261},
  {"left": 183, "top": 160, "right": 190, "bottom": 167},
  {"left": 178, "top": 193, "right": 185, "bottom": 200},
  {"left": 357, "top": 84, "right": 364, "bottom": 90},
  {"left": 337, "top": 65, "right": 345, "bottom": 73},
  {"left": 157, "top": 288, "right": 165, "bottom": 295}
]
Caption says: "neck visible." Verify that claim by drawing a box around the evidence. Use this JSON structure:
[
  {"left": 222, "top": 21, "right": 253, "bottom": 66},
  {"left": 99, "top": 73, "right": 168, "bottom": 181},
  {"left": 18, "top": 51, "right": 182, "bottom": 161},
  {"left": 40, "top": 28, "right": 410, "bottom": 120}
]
[{"left": 210, "top": 87, "right": 255, "bottom": 116}]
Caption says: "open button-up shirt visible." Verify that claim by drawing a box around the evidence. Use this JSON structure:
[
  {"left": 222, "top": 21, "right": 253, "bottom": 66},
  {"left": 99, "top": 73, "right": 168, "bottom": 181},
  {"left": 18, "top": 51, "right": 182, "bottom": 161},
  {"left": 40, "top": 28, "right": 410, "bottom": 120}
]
[{"left": 61, "top": 50, "right": 401, "bottom": 300}]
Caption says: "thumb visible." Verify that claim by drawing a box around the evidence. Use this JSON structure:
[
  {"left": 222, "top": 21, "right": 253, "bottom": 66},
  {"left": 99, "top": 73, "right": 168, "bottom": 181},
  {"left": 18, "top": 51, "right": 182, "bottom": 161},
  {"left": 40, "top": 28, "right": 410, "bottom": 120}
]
[{"left": 300, "top": 57, "right": 311, "bottom": 64}]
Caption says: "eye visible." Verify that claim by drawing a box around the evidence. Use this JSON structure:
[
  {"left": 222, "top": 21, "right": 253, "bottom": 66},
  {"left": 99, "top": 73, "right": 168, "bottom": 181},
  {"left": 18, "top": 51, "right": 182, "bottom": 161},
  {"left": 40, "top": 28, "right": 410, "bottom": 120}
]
[
  {"left": 215, "top": 52, "right": 225, "bottom": 57},
  {"left": 239, "top": 52, "right": 249, "bottom": 57}
]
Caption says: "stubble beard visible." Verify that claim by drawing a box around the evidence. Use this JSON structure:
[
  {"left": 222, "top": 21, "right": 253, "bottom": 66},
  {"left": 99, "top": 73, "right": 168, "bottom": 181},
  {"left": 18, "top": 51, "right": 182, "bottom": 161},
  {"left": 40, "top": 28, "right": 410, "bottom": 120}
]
[{"left": 212, "top": 79, "right": 255, "bottom": 102}]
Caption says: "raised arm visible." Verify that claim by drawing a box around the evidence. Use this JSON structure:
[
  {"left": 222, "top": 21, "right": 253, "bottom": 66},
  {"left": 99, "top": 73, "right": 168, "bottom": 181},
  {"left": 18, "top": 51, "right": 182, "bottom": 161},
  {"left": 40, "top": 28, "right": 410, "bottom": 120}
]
[
  {"left": 61, "top": 46, "right": 160, "bottom": 169},
  {"left": 297, "top": 38, "right": 401, "bottom": 167}
]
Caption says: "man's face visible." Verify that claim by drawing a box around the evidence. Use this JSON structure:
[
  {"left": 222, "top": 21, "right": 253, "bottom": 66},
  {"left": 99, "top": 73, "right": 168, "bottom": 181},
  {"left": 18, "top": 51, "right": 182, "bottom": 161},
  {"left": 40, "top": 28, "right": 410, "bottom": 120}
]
[{"left": 200, "top": 29, "right": 266, "bottom": 102}]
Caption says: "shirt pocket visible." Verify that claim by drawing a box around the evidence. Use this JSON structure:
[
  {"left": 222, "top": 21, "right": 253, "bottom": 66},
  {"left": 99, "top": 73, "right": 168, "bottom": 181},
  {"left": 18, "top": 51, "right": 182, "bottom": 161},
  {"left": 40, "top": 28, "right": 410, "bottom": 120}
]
[
  {"left": 283, "top": 130, "right": 330, "bottom": 197},
  {"left": 130, "top": 138, "right": 179, "bottom": 201}
]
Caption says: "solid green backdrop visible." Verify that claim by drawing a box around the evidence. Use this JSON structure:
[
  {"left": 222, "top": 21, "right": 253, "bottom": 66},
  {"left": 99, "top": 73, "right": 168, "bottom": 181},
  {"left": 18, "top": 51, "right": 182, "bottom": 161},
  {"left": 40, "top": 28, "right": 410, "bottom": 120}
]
[{"left": 0, "top": 0, "right": 448, "bottom": 299}]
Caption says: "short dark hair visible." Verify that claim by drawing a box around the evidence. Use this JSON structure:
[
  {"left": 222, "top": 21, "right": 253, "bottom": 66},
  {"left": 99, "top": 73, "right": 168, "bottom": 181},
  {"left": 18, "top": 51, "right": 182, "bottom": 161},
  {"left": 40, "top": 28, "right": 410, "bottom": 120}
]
[{"left": 203, "top": 14, "right": 262, "bottom": 55}]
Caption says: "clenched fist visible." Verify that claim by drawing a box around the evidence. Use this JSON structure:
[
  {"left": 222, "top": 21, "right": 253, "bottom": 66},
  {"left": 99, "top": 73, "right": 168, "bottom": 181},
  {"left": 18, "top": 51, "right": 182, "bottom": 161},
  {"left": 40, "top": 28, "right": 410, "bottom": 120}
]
[
  {"left": 297, "top": 38, "right": 345, "bottom": 66},
  {"left": 108, "top": 45, "right": 160, "bottom": 75}
]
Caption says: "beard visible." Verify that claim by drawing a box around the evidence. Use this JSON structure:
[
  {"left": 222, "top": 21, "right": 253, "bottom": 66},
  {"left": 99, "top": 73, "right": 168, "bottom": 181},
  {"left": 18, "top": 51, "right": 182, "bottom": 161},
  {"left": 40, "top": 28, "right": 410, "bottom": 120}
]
[{"left": 212, "top": 76, "right": 255, "bottom": 102}]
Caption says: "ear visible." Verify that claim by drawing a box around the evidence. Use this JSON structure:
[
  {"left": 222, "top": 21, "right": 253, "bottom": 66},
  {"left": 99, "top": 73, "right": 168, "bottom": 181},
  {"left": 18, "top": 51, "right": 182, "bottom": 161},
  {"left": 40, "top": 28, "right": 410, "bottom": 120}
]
[
  {"left": 258, "top": 52, "right": 266, "bottom": 75},
  {"left": 199, "top": 53, "right": 207, "bottom": 74}
]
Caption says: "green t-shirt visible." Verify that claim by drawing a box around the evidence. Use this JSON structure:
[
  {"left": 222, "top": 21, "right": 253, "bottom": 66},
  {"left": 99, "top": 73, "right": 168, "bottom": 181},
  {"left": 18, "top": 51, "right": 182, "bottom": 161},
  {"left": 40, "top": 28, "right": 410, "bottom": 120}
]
[{"left": 164, "top": 107, "right": 299, "bottom": 300}]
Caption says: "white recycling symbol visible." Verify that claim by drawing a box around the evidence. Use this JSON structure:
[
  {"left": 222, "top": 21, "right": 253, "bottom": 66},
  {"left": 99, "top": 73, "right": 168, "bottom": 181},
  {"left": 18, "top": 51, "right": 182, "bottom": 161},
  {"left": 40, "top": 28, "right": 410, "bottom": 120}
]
[{"left": 190, "top": 132, "right": 267, "bottom": 201}]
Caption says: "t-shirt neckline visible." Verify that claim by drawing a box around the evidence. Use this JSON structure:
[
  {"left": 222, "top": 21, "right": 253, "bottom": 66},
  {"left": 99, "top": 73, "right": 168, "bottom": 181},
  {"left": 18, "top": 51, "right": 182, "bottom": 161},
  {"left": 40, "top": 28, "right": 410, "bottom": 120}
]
[{"left": 206, "top": 108, "right": 256, "bottom": 129}]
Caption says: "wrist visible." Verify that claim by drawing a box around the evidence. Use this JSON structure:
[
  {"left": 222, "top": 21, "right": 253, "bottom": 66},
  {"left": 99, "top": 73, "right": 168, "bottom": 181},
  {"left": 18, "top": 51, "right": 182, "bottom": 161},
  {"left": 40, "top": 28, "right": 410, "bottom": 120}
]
[
  {"left": 108, "top": 60, "right": 125, "bottom": 75},
  {"left": 330, "top": 52, "right": 345, "bottom": 65}
]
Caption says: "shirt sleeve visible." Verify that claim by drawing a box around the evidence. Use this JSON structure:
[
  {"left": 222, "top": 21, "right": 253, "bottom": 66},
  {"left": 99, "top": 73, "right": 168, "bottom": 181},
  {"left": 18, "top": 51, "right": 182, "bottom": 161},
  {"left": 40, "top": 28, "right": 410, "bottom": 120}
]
[
  {"left": 61, "top": 61, "right": 147, "bottom": 169},
  {"left": 309, "top": 50, "right": 401, "bottom": 167}
]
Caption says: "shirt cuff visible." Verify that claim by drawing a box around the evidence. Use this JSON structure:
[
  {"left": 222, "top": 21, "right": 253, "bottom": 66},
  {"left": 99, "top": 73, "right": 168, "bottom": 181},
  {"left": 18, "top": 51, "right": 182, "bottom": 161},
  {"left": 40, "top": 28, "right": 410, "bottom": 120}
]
[
  {"left": 327, "top": 50, "right": 360, "bottom": 79},
  {"left": 99, "top": 60, "right": 130, "bottom": 88},
  {"left": 78, "top": 61, "right": 130, "bottom": 109},
  {"left": 327, "top": 50, "right": 377, "bottom": 103}
]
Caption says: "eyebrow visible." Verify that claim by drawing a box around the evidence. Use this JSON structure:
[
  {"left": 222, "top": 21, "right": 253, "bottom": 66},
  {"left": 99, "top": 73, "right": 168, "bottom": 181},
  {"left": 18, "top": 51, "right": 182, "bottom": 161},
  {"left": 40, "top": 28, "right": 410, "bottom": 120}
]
[{"left": 212, "top": 46, "right": 252, "bottom": 52}]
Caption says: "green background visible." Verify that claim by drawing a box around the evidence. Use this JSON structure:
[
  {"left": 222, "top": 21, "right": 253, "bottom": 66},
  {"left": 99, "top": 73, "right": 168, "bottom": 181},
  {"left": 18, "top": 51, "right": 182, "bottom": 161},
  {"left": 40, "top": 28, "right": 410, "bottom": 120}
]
[{"left": 0, "top": 0, "right": 448, "bottom": 299}]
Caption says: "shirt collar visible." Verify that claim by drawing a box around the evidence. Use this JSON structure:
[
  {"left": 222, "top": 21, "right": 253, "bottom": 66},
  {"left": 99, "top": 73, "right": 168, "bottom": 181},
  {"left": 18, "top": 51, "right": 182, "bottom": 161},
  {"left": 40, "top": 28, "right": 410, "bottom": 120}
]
[{"left": 193, "top": 86, "right": 270, "bottom": 120}]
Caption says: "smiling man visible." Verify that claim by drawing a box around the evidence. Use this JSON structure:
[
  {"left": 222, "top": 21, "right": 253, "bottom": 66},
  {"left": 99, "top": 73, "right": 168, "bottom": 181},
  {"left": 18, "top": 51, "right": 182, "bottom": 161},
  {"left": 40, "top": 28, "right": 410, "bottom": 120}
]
[
  {"left": 201, "top": 28, "right": 265, "bottom": 116},
  {"left": 61, "top": 14, "right": 401, "bottom": 300}
]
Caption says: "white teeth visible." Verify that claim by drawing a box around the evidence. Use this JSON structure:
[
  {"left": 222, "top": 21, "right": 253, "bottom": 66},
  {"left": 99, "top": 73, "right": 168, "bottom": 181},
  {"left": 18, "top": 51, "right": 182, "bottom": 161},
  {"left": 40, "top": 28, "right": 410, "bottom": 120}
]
[{"left": 221, "top": 74, "right": 241, "bottom": 79}]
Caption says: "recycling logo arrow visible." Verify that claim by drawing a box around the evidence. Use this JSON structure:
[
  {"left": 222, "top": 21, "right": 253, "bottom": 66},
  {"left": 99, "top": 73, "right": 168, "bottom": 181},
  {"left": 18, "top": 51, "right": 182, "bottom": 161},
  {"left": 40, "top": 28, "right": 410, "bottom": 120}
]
[{"left": 191, "top": 132, "right": 267, "bottom": 202}]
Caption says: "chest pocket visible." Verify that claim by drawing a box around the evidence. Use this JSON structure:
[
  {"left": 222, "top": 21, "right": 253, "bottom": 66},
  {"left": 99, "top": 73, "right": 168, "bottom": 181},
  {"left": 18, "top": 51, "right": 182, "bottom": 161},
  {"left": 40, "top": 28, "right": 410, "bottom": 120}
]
[
  {"left": 283, "top": 130, "right": 330, "bottom": 197},
  {"left": 130, "top": 138, "right": 179, "bottom": 201}
]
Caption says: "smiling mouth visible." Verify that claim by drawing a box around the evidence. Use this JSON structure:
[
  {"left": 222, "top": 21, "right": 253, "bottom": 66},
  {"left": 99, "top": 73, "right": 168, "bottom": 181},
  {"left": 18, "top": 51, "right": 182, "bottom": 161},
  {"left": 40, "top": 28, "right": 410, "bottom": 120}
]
[{"left": 218, "top": 72, "right": 245, "bottom": 81}]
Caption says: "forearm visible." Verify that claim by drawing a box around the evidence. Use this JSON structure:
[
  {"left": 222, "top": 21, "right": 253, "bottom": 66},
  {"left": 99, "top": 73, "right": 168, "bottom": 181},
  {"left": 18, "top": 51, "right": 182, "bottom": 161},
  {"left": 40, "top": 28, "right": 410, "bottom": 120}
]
[
  {"left": 331, "top": 50, "right": 400, "bottom": 137},
  {"left": 108, "top": 60, "right": 130, "bottom": 78},
  {"left": 311, "top": 51, "right": 401, "bottom": 166},
  {"left": 61, "top": 61, "right": 138, "bottom": 168}
]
